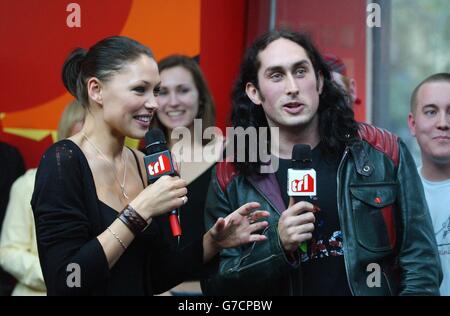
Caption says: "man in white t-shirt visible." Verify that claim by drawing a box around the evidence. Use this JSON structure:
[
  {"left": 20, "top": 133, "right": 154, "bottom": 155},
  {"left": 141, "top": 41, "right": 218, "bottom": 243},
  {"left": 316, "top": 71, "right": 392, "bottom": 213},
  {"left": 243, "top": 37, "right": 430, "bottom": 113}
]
[{"left": 408, "top": 72, "right": 450, "bottom": 295}]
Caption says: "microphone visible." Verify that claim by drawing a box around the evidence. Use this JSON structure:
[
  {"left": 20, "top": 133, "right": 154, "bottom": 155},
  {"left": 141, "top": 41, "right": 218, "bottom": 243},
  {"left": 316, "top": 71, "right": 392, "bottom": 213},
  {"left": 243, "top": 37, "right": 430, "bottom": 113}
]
[
  {"left": 287, "top": 144, "right": 317, "bottom": 252},
  {"left": 144, "top": 128, "right": 182, "bottom": 237}
]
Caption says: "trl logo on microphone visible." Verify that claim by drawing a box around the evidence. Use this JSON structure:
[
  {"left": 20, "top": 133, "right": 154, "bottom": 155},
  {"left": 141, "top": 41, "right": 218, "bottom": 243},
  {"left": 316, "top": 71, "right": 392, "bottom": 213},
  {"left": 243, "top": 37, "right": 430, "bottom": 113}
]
[
  {"left": 147, "top": 154, "right": 171, "bottom": 176},
  {"left": 291, "top": 173, "right": 314, "bottom": 193},
  {"left": 287, "top": 169, "right": 317, "bottom": 196}
]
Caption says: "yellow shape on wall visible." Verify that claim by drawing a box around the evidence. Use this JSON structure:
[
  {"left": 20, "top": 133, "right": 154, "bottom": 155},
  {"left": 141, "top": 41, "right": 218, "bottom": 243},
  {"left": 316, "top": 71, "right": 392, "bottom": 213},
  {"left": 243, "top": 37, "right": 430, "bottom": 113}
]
[
  {"left": 4, "top": 127, "right": 139, "bottom": 149},
  {"left": 3, "top": 128, "right": 56, "bottom": 142}
]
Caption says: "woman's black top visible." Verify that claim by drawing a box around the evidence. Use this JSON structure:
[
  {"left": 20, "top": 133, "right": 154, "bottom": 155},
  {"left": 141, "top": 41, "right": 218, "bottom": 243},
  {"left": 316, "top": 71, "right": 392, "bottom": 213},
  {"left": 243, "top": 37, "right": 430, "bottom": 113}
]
[
  {"left": 158, "top": 165, "right": 214, "bottom": 251},
  {"left": 31, "top": 140, "right": 209, "bottom": 296}
]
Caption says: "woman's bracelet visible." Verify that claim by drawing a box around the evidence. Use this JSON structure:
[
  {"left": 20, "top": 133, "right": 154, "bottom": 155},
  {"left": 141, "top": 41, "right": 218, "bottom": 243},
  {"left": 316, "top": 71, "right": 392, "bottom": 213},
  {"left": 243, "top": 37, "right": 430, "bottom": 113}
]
[
  {"left": 118, "top": 204, "right": 148, "bottom": 235},
  {"left": 107, "top": 226, "right": 126, "bottom": 250}
]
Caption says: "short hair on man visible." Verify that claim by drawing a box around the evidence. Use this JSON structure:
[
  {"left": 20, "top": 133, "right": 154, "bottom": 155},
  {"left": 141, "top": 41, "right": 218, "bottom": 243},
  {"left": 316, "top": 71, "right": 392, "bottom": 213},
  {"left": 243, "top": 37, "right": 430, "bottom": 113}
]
[{"left": 410, "top": 72, "right": 450, "bottom": 114}]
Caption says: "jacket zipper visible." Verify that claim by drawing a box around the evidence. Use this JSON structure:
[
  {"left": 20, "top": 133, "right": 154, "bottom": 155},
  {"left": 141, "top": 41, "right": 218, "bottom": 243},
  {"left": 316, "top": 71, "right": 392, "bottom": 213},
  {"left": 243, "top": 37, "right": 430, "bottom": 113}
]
[
  {"left": 230, "top": 225, "right": 271, "bottom": 272},
  {"left": 336, "top": 147, "right": 356, "bottom": 296},
  {"left": 234, "top": 254, "right": 278, "bottom": 272},
  {"left": 247, "top": 181, "right": 294, "bottom": 295}
]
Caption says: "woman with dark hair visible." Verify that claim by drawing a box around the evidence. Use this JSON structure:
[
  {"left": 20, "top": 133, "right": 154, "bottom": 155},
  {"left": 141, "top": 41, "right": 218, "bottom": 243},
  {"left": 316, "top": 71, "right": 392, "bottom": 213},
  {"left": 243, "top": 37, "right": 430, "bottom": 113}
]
[
  {"left": 150, "top": 55, "right": 223, "bottom": 295},
  {"left": 31, "top": 36, "right": 269, "bottom": 296}
]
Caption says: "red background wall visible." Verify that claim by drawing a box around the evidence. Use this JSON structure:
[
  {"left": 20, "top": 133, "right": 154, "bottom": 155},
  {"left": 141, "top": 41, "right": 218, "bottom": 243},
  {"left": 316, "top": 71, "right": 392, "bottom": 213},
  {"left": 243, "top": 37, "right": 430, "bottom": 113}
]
[
  {"left": 276, "top": 0, "right": 367, "bottom": 122},
  {"left": 200, "top": 0, "right": 247, "bottom": 130},
  {"left": 0, "top": 0, "right": 246, "bottom": 169},
  {"left": 0, "top": 0, "right": 367, "bottom": 169}
]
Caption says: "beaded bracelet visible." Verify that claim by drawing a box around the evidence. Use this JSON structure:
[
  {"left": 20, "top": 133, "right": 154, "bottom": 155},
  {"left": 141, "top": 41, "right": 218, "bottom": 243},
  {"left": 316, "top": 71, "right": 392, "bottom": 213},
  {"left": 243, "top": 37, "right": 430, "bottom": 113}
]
[
  {"left": 118, "top": 204, "right": 148, "bottom": 235},
  {"left": 107, "top": 227, "right": 126, "bottom": 250}
]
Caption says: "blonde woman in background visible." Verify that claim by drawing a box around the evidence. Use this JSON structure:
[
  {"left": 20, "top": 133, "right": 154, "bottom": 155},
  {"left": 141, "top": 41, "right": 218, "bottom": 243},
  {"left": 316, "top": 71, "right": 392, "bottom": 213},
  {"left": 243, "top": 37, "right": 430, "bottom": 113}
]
[
  {"left": 57, "top": 100, "right": 86, "bottom": 140},
  {"left": 0, "top": 100, "right": 85, "bottom": 296}
]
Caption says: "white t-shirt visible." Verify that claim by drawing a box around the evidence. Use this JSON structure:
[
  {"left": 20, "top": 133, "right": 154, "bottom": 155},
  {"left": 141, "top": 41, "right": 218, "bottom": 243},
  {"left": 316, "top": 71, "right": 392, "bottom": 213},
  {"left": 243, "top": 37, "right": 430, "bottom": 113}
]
[{"left": 419, "top": 167, "right": 450, "bottom": 296}]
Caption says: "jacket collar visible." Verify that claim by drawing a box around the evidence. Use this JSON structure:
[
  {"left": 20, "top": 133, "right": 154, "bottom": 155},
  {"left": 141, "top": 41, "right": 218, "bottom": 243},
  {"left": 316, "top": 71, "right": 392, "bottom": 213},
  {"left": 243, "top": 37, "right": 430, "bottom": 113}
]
[
  {"left": 348, "top": 140, "right": 374, "bottom": 177},
  {"left": 247, "top": 172, "right": 286, "bottom": 214}
]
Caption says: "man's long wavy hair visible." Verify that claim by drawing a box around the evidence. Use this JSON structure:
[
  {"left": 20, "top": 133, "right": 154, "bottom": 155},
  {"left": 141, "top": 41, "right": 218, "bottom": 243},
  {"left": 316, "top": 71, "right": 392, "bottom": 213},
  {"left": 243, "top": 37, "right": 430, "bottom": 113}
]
[{"left": 231, "top": 30, "right": 359, "bottom": 175}]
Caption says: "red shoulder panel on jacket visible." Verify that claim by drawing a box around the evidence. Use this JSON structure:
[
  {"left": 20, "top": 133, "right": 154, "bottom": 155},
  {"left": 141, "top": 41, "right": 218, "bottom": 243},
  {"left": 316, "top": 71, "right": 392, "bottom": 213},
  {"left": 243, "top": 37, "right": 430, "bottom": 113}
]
[
  {"left": 358, "top": 123, "right": 400, "bottom": 166},
  {"left": 216, "top": 161, "right": 238, "bottom": 192}
]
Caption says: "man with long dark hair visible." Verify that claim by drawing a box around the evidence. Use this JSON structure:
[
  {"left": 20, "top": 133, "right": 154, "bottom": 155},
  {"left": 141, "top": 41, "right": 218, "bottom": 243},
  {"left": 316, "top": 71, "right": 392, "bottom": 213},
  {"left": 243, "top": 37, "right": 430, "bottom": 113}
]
[{"left": 203, "top": 30, "right": 442, "bottom": 295}]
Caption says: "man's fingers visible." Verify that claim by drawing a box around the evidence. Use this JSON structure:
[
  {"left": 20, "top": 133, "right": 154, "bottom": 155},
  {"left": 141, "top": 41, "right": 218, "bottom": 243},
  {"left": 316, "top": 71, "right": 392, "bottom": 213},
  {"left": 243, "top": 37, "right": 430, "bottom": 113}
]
[
  {"left": 249, "top": 221, "right": 269, "bottom": 232},
  {"left": 288, "top": 197, "right": 295, "bottom": 208},
  {"left": 248, "top": 210, "right": 270, "bottom": 222},
  {"left": 213, "top": 217, "right": 225, "bottom": 233},
  {"left": 297, "top": 233, "right": 313, "bottom": 243},
  {"left": 236, "top": 202, "right": 261, "bottom": 216},
  {"left": 287, "top": 232, "right": 313, "bottom": 245},
  {"left": 293, "top": 223, "right": 315, "bottom": 235},
  {"left": 288, "top": 211, "right": 316, "bottom": 227},
  {"left": 286, "top": 200, "right": 315, "bottom": 215},
  {"left": 248, "top": 234, "right": 268, "bottom": 243}
]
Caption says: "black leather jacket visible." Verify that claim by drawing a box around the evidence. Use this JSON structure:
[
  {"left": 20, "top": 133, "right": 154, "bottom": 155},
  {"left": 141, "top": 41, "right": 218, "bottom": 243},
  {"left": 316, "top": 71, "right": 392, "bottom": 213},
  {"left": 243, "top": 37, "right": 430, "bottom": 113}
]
[{"left": 203, "top": 124, "right": 442, "bottom": 296}]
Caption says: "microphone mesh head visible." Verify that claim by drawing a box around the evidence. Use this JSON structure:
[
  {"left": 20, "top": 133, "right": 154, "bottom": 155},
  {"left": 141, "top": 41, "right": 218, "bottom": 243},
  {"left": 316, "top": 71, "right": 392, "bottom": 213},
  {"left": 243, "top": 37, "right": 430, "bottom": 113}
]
[
  {"left": 145, "top": 128, "right": 168, "bottom": 154},
  {"left": 292, "top": 144, "right": 312, "bottom": 161},
  {"left": 145, "top": 128, "right": 166, "bottom": 146}
]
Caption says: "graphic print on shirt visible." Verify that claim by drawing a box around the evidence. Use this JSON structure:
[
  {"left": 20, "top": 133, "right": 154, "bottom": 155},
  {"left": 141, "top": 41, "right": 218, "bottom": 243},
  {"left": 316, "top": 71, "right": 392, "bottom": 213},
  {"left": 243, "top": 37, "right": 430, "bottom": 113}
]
[
  {"left": 301, "top": 211, "right": 344, "bottom": 262},
  {"left": 435, "top": 214, "right": 450, "bottom": 255}
]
